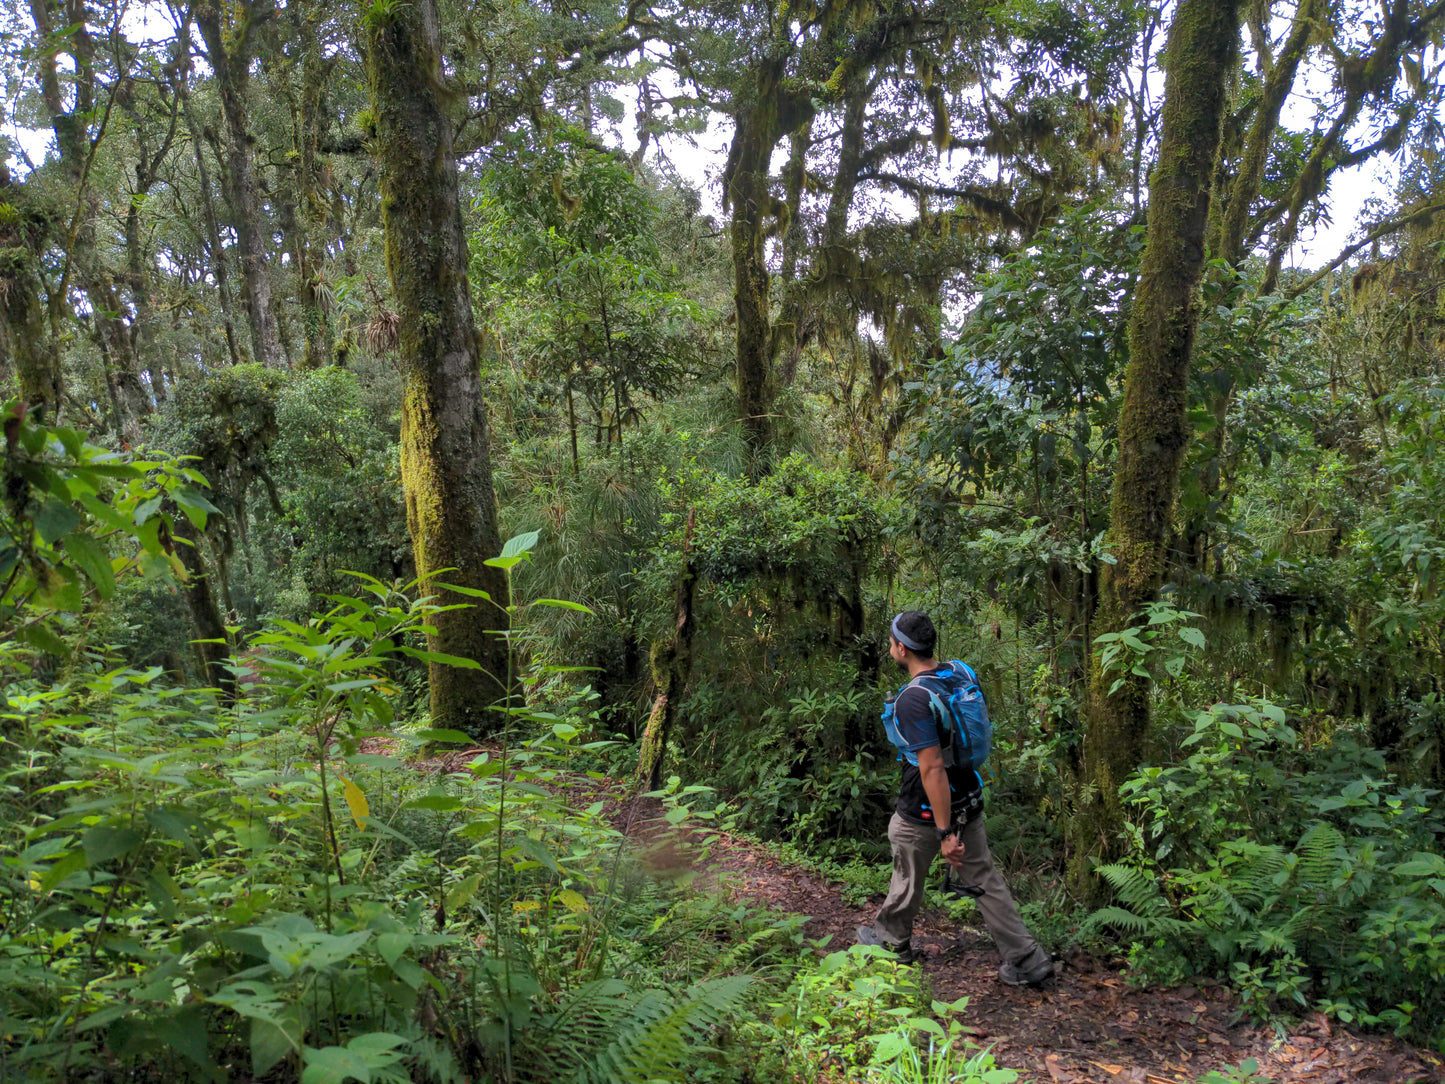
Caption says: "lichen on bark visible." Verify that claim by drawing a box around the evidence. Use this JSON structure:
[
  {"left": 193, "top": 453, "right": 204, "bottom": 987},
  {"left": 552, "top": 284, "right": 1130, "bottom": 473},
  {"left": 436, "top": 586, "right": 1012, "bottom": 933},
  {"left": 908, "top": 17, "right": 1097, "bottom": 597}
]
[
  {"left": 364, "top": 0, "right": 514, "bottom": 737},
  {"left": 1075, "top": 0, "right": 1243, "bottom": 890}
]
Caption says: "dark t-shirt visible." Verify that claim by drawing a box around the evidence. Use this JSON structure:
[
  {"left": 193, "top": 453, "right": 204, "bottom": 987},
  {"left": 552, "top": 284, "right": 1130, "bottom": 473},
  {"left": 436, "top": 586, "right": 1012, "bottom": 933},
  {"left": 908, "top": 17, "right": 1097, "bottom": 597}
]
[{"left": 891, "top": 679, "right": 984, "bottom": 828}]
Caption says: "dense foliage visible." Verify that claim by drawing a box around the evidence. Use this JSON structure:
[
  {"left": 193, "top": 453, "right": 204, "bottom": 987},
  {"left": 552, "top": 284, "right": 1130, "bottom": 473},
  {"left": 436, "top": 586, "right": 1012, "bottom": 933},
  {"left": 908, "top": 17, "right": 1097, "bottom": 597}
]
[{"left": 3, "top": 0, "right": 1445, "bottom": 1077}]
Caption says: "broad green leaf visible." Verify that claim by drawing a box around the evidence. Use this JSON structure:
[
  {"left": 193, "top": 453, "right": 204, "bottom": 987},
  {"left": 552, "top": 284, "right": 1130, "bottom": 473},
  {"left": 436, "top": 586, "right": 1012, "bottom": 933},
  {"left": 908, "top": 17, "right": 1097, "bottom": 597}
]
[
  {"left": 82, "top": 826, "right": 144, "bottom": 866},
  {"left": 62, "top": 533, "right": 115, "bottom": 597},
  {"left": 37, "top": 848, "right": 88, "bottom": 893},
  {"left": 145, "top": 807, "right": 198, "bottom": 856},
  {"left": 20, "top": 622, "right": 71, "bottom": 656},
  {"left": 75, "top": 493, "right": 134, "bottom": 533},
  {"left": 300, "top": 1045, "right": 372, "bottom": 1084},
  {"left": 402, "top": 795, "right": 465, "bottom": 812},
  {"left": 301, "top": 1035, "right": 407, "bottom": 1084},
  {"left": 298, "top": 930, "right": 371, "bottom": 971},
  {"left": 144, "top": 1007, "right": 216, "bottom": 1072},
  {"left": 77, "top": 1004, "right": 134, "bottom": 1033},
  {"left": 445, "top": 873, "right": 482, "bottom": 911},
  {"left": 376, "top": 932, "right": 412, "bottom": 968},
  {"left": 132, "top": 495, "right": 163, "bottom": 525},
  {"left": 554, "top": 888, "right": 589, "bottom": 913},
  {"left": 395, "top": 646, "right": 482, "bottom": 669},
  {"left": 499, "top": 529, "right": 540, "bottom": 559},
  {"left": 172, "top": 485, "right": 221, "bottom": 529},
  {"left": 252, "top": 1016, "right": 301, "bottom": 1078},
  {"left": 1395, "top": 852, "right": 1445, "bottom": 878},
  {"left": 435, "top": 582, "right": 494, "bottom": 600},
  {"left": 325, "top": 678, "right": 379, "bottom": 694},
  {"left": 34, "top": 499, "right": 83, "bottom": 543},
  {"left": 412, "top": 728, "right": 472, "bottom": 744},
  {"left": 143, "top": 869, "right": 179, "bottom": 921},
  {"left": 232, "top": 820, "right": 275, "bottom": 854}
]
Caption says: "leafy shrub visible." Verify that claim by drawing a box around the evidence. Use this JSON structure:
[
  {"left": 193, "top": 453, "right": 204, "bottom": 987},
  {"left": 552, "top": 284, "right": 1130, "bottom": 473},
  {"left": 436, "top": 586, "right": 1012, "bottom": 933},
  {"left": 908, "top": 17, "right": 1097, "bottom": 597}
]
[
  {"left": 736, "top": 947, "right": 933, "bottom": 1080},
  {"left": 1087, "top": 698, "right": 1445, "bottom": 1050},
  {"left": 0, "top": 497, "right": 762, "bottom": 1081}
]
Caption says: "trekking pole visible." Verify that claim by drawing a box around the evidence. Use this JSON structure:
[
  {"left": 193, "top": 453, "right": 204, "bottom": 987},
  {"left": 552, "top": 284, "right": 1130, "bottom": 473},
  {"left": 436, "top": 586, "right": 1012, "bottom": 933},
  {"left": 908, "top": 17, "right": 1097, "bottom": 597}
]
[{"left": 941, "top": 868, "right": 984, "bottom": 899}]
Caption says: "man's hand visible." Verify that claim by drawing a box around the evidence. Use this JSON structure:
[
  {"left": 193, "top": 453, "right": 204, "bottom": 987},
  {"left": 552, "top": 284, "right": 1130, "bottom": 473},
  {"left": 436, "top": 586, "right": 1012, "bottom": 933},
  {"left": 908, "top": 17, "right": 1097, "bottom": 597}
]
[{"left": 940, "top": 832, "right": 965, "bottom": 866}]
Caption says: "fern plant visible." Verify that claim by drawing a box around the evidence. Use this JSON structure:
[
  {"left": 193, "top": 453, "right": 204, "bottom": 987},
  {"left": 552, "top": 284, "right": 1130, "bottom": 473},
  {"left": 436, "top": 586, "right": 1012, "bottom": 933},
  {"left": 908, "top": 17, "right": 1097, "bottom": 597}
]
[
  {"left": 1096, "top": 699, "right": 1445, "bottom": 1048},
  {"left": 537, "top": 974, "right": 754, "bottom": 1084}
]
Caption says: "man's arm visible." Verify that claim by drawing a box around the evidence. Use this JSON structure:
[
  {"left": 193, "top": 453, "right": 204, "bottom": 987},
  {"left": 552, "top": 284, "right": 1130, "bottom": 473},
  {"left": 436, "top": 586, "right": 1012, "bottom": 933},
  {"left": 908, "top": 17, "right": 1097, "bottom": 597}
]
[
  {"left": 916, "top": 744, "right": 953, "bottom": 829},
  {"left": 917, "top": 744, "right": 965, "bottom": 865}
]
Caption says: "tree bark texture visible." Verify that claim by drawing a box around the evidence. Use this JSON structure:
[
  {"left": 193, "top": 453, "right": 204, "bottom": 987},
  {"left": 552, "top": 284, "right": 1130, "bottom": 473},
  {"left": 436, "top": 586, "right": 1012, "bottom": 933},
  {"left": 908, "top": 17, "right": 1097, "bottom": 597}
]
[
  {"left": 364, "top": 0, "right": 515, "bottom": 738},
  {"left": 196, "top": 0, "right": 286, "bottom": 370},
  {"left": 178, "top": 72, "right": 244, "bottom": 369},
  {"left": 1080, "top": 0, "right": 1242, "bottom": 872},
  {"left": 727, "top": 73, "right": 786, "bottom": 475},
  {"left": 0, "top": 173, "right": 57, "bottom": 414},
  {"left": 293, "top": 0, "right": 335, "bottom": 370},
  {"left": 636, "top": 509, "right": 697, "bottom": 792},
  {"left": 172, "top": 516, "right": 236, "bottom": 701}
]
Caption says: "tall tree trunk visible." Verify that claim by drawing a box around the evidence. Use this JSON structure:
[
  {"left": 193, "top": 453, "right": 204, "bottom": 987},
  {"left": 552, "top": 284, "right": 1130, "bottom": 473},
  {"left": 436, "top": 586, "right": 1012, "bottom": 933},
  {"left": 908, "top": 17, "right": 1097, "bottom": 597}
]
[
  {"left": 172, "top": 516, "right": 236, "bottom": 701},
  {"left": 636, "top": 509, "right": 697, "bottom": 792},
  {"left": 1076, "top": 0, "right": 1242, "bottom": 884},
  {"left": 364, "top": 0, "right": 515, "bottom": 738},
  {"left": 724, "top": 56, "right": 815, "bottom": 476},
  {"left": 1209, "top": 0, "right": 1319, "bottom": 268},
  {"left": 0, "top": 174, "right": 57, "bottom": 415},
  {"left": 293, "top": 0, "right": 335, "bottom": 370},
  {"left": 196, "top": 0, "right": 286, "bottom": 370},
  {"left": 727, "top": 80, "right": 783, "bottom": 475},
  {"left": 178, "top": 65, "right": 244, "bottom": 368},
  {"left": 25, "top": 0, "right": 157, "bottom": 437}
]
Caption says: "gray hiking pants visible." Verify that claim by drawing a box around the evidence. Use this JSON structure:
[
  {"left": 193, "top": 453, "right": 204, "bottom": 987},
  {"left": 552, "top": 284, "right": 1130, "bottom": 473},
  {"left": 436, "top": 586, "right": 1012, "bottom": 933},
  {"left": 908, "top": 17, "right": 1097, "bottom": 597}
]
[{"left": 872, "top": 810, "right": 1046, "bottom": 968}]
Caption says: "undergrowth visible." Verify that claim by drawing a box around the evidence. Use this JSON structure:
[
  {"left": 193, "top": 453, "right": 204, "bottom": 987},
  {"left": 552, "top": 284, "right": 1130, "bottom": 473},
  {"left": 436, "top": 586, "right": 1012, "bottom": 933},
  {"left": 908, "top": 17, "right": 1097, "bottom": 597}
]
[{"left": 1087, "top": 698, "right": 1445, "bottom": 1052}]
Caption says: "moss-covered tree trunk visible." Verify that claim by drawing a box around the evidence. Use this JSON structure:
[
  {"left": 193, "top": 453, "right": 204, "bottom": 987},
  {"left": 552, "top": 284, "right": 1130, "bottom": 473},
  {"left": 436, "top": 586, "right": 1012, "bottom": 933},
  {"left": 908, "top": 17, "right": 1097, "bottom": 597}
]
[
  {"left": 196, "top": 0, "right": 285, "bottom": 371},
  {"left": 636, "top": 510, "right": 697, "bottom": 792},
  {"left": 364, "top": 0, "right": 514, "bottom": 738},
  {"left": 293, "top": 0, "right": 334, "bottom": 370},
  {"left": 727, "top": 71, "right": 785, "bottom": 476},
  {"left": 176, "top": 45, "right": 243, "bottom": 369},
  {"left": 0, "top": 172, "right": 57, "bottom": 415},
  {"left": 25, "top": 0, "right": 153, "bottom": 436},
  {"left": 172, "top": 516, "right": 235, "bottom": 701},
  {"left": 1075, "top": 0, "right": 1242, "bottom": 883}
]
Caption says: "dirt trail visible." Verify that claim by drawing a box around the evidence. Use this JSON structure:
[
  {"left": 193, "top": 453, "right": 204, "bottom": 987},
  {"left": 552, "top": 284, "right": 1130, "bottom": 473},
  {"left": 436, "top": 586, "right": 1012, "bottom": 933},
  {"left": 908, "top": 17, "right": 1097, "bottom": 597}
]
[
  {"left": 413, "top": 748, "right": 1443, "bottom": 1084},
  {"left": 629, "top": 806, "right": 1445, "bottom": 1084}
]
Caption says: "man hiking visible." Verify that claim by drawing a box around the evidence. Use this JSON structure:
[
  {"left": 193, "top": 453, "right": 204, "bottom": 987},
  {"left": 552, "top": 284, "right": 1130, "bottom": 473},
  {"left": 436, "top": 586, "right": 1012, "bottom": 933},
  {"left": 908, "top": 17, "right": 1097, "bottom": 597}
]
[{"left": 856, "top": 610, "right": 1054, "bottom": 986}]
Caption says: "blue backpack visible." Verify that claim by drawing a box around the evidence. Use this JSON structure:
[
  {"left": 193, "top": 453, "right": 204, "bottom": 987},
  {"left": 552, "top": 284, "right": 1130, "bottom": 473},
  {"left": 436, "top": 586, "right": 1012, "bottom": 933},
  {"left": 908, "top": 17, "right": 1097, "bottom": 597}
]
[{"left": 890, "top": 660, "right": 992, "bottom": 773}]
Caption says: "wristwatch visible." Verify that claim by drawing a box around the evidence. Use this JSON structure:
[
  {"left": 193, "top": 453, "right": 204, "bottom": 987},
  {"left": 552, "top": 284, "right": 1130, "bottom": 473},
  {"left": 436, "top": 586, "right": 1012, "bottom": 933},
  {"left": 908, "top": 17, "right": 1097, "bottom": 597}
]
[{"left": 934, "top": 825, "right": 955, "bottom": 842}]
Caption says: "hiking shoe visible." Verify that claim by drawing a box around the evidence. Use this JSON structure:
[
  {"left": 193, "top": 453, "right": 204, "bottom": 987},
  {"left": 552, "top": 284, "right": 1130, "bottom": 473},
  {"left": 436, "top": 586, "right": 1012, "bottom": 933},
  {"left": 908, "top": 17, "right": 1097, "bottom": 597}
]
[
  {"left": 856, "top": 924, "right": 917, "bottom": 963},
  {"left": 999, "top": 953, "right": 1054, "bottom": 987}
]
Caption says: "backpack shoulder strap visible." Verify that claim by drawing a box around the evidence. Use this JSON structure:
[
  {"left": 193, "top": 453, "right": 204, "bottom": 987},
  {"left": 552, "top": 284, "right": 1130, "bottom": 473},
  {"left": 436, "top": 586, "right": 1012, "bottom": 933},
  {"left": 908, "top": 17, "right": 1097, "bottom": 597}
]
[{"left": 905, "top": 669, "right": 955, "bottom": 750}]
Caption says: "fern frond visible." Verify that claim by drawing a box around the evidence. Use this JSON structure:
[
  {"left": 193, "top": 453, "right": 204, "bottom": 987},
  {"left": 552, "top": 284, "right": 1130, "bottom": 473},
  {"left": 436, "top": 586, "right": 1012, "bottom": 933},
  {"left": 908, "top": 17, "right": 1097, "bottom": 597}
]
[
  {"left": 1214, "top": 840, "right": 1288, "bottom": 909},
  {"left": 1094, "top": 862, "right": 1171, "bottom": 915},
  {"left": 1294, "top": 823, "right": 1345, "bottom": 886},
  {"left": 532, "top": 974, "right": 753, "bottom": 1084},
  {"left": 1080, "top": 905, "right": 1155, "bottom": 937}
]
